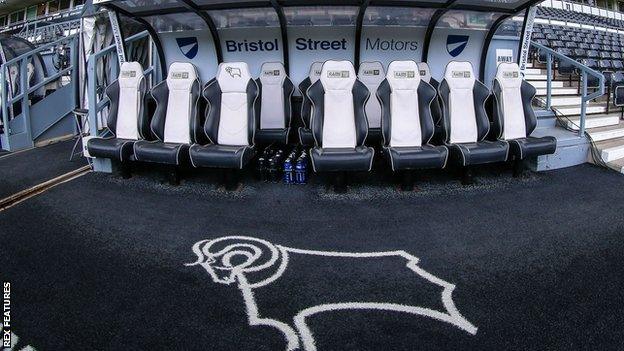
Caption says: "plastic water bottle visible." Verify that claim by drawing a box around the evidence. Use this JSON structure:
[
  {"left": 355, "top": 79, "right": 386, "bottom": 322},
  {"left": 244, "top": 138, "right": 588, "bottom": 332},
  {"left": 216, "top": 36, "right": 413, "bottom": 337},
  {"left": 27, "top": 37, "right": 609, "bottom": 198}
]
[
  {"left": 283, "top": 157, "right": 294, "bottom": 184},
  {"left": 267, "top": 157, "right": 276, "bottom": 183},
  {"left": 295, "top": 156, "right": 307, "bottom": 184},
  {"left": 256, "top": 156, "right": 266, "bottom": 181}
]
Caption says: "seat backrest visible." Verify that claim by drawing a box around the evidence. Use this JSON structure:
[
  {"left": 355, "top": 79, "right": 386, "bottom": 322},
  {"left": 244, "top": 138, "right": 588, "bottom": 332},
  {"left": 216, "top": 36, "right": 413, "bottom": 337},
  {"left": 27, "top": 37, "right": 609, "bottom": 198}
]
[
  {"left": 163, "top": 62, "right": 201, "bottom": 144},
  {"left": 106, "top": 61, "right": 146, "bottom": 140},
  {"left": 205, "top": 62, "right": 257, "bottom": 146},
  {"left": 417, "top": 62, "right": 443, "bottom": 125},
  {"left": 357, "top": 61, "right": 385, "bottom": 129},
  {"left": 377, "top": 60, "right": 436, "bottom": 148},
  {"left": 149, "top": 62, "right": 201, "bottom": 144},
  {"left": 438, "top": 61, "right": 490, "bottom": 144},
  {"left": 307, "top": 60, "right": 369, "bottom": 148},
  {"left": 491, "top": 62, "right": 537, "bottom": 140},
  {"left": 298, "top": 62, "right": 323, "bottom": 128},
  {"left": 257, "top": 62, "right": 294, "bottom": 130}
]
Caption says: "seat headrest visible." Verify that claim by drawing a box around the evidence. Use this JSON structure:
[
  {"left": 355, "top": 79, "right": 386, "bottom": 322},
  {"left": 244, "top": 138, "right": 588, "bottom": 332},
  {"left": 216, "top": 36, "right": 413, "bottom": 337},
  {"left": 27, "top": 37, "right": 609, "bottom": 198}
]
[
  {"left": 259, "top": 62, "right": 286, "bottom": 86},
  {"left": 216, "top": 62, "right": 252, "bottom": 93},
  {"left": 495, "top": 62, "right": 522, "bottom": 89},
  {"left": 167, "top": 62, "right": 198, "bottom": 91},
  {"left": 386, "top": 60, "right": 420, "bottom": 91},
  {"left": 444, "top": 61, "right": 476, "bottom": 90},
  {"left": 309, "top": 61, "right": 323, "bottom": 83},
  {"left": 358, "top": 61, "right": 384, "bottom": 85},
  {"left": 417, "top": 62, "right": 432, "bottom": 84},
  {"left": 320, "top": 60, "right": 356, "bottom": 91},
  {"left": 119, "top": 61, "right": 144, "bottom": 89}
]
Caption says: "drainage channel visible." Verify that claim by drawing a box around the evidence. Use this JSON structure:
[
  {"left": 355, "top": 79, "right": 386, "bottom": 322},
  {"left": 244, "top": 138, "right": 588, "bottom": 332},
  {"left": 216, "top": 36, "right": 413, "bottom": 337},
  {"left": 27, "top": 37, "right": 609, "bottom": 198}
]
[{"left": 0, "top": 165, "right": 91, "bottom": 212}]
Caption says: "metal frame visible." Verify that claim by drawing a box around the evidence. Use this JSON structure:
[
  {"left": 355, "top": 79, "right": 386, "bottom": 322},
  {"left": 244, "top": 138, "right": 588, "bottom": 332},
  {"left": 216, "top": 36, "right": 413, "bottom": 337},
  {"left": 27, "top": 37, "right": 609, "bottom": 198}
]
[
  {"left": 478, "top": 14, "right": 513, "bottom": 81},
  {"left": 354, "top": 0, "right": 371, "bottom": 69},
  {"left": 532, "top": 41, "right": 605, "bottom": 136},
  {"left": 178, "top": 0, "right": 223, "bottom": 63},
  {"left": 1, "top": 34, "right": 79, "bottom": 151},
  {"left": 270, "top": 0, "right": 290, "bottom": 73},
  {"left": 421, "top": 0, "right": 457, "bottom": 62}
]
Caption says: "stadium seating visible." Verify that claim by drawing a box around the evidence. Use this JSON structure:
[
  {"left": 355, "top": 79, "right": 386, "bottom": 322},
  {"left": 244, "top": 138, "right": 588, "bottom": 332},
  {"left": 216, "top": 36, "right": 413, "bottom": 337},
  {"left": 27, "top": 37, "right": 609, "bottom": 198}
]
[
  {"left": 87, "top": 62, "right": 148, "bottom": 164},
  {"left": 133, "top": 62, "right": 203, "bottom": 170},
  {"left": 438, "top": 61, "right": 509, "bottom": 181},
  {"left": 490, "top": 63, "right": 556, "bottom": 174},
  {"left": 189, "top": 62, "right": 258, "bottom": 170},
  {"left": 307, "top": 60, "right": 374, "bottom": 173},
  {"left": 417, "top": 62, "right": 444, "bottom": 143},
  {"left": 376, "top": 60, "right": 448, "bottom": 172},
  {"left": 298, "top": 62, "right": 322, "bottom": 145},
  {"left": 254, "top": 62, "right": 295, "bottom": 145}
]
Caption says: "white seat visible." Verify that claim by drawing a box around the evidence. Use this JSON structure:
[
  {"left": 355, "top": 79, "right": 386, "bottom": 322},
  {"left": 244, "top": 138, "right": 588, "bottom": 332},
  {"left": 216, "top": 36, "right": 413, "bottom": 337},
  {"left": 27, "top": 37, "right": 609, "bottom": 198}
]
[
  {"left": 358, "top": 61, "right": 385, "bottom": 130},
  {"left": 255, "top": 62, "right": 295, "bottom": 144}
]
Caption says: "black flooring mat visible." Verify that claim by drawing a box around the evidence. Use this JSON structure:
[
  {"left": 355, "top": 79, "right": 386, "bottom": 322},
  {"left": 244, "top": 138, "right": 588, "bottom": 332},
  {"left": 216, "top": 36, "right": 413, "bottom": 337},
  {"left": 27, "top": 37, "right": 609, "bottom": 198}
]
[
  {"left": 1, "top": 164, "right": 624, "bottom": 350},
  {"left": 0, "top": 139, "right": 87, "bottom": 199}
]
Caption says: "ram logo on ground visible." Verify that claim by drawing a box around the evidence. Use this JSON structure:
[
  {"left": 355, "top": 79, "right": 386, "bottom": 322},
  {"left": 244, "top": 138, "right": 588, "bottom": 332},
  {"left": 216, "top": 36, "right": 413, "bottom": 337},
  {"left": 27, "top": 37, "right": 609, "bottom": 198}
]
[{"left": 186, "top": 236, "right": 477, "bottom": 351}]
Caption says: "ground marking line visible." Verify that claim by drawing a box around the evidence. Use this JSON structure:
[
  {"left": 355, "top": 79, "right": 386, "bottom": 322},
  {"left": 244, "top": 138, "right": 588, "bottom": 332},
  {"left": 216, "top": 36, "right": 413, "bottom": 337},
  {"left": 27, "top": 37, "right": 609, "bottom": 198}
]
[
  {"left": 187, "top": 236, "right": 478, "bottom": 351},
  {"left": 0, "top": 166, "right": 91, "bottom": 212}
]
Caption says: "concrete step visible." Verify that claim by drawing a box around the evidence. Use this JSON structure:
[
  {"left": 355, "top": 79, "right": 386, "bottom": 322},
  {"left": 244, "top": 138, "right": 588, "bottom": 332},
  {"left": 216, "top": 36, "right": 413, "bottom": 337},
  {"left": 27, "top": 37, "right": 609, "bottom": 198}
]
[
  {"left": 548, "top": 96, "right": 582, "bottom": 106},
  {"left": 535, "top": 87, "right": 578, "bottom": 95},
  {"left": 566, "top": 114, "right": 620, "bottom": 130},
  {"left": 524, "top": 68, "right": 542, "bottom": 75},
  {"left": 606, "top": 157, "right": 624, "bottom": 173},
  {"left": 596, "top": 137, "right": 624, "bottom": 162},
  {"left": 587, "top": 127, "right": 624, "bottom": 142},
  {"left": 525, "top": 74, "right": 549, "bottom": 81},
  {"left": 530, "top": 80, "right": 564, "bottom": 88},
  {"left": 554, "top": 104, "right": 606, "bottom": 116}
]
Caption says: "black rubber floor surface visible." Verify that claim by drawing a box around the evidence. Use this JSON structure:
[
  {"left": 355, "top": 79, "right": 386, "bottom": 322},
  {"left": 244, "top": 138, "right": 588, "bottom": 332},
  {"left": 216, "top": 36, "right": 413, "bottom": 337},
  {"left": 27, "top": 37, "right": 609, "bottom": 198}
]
[
  {"left": 1, "top": 164, "right": 623, "bottom": 350},
  {"left": 0, "top": 139, "right": 86, "bottom": 198}
]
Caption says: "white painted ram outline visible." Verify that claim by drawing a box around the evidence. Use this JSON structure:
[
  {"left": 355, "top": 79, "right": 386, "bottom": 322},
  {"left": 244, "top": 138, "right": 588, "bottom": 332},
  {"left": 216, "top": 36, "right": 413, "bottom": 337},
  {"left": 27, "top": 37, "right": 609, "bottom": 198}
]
[{"left": 186, "top": 236, "right": 477, "bottom": 351}]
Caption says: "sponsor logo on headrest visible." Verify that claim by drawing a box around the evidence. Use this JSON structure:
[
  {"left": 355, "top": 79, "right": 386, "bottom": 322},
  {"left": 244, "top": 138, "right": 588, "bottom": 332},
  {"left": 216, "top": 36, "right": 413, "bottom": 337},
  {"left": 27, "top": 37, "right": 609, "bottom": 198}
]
[
  {"left": 327, "top": 70, "right": 350, "bottom": 78},
  {"left": 362, "top": 69, "right": 380, "bottom": 76},
  {"left": 419, "top": 70, "right": 427, "bottom": 76},
  {"left": 263, "top": 69, "right": 281, "bottom": 76},
  {"left": 394, "top": 71, "right": 416, "bottom": 79},
  {"left": 313, "top": 69, "right": 322, "bottom": 76},
  {"left": 171, "top": 72, "right": 189, "bottom": 79},
  {"left": 121, "top": 70, "right": 137, "bottom": 78},
  {"left": 225, "top": 67, "right": 242, "bottom": 78},
  {"left": 502, "top": 71, "right": 519, "bottom": 78},
  {"left": 451, "top": 71, "right": 471, "bottom": 78}
]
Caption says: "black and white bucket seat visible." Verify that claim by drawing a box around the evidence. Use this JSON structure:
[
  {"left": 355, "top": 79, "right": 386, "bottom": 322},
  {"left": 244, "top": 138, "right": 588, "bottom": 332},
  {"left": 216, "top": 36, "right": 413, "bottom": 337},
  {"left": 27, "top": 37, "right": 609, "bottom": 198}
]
[
  {"left": 87, "top": 62, "right": 149, "bottom": 161},
  {"left": 254, "top": 62, "right": 295, "bottom": 145},
  {"left": 358, "top": 61, "right": 385, "bottom": 142},
  {"left": 376, "top": 60, "right": 448, "bottom": 171},
  {"left": 133, "top": 62, "right": 203, "bottom": 165},
  {"left": 417, "top": 62, "right": 444, "bottom": 142},
  {"left": 307, "top": 60, "right": 374, "bottom": 172},
  {"left": 189, "top": 62, "right": 258, "bottom": 169},
  {"left": 491, "top": 62, "right": 557, "bottom": 160},
  {"left": 438, "top": 61, "right": 508, "bottom": 167}
]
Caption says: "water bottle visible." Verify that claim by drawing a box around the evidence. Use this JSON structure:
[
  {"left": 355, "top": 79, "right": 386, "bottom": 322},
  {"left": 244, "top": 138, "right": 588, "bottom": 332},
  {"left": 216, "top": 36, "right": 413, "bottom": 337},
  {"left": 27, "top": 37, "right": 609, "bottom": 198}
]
[
  {"left": 256, "top": 156, "right": 266, "bottom": 181},
  {"left": 295, "top": 156, "right": 307, "bottom": 184},
  {"left": 283, "top": 157, "right": 294, "bottom": 184},
  {"left": 267, "top": 157, "right": 276, "bottom": 183}
]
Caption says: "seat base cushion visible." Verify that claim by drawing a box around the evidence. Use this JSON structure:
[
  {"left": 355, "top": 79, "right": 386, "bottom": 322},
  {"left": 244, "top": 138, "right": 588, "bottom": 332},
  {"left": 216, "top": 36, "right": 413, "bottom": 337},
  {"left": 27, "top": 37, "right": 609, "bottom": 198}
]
[
  {"left": 508, "top": 136, "right": 557, "bottom": 160},
  {"left": 384, "top": 145, "right": 448, "bottom": 171},
  {"left": 255, "top": 128, "right": 289, "bottom": 145},
  {"left": 310, "top": 146, "right": 374, "bottom": 172},
  {"left": 448, "top": 140, "right": 509, "bottom": 166},
  {"left": 298, "top": 127, "right": 315, "bottom": 146},
  {"left": 87, "top": 137, "right": 136, "bottom": 161},
  {"left": 133, "top": 140, "right": 189, "bottom": 165},
  {"left": 189, "top": 144, "right": 256, "bottom": 169}
]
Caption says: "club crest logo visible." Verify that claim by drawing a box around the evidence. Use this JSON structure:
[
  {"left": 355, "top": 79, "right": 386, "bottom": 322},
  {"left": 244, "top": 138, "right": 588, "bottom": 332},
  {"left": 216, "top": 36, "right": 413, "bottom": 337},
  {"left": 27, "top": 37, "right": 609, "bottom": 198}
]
[
  {"left": 446, "top": 35, "right": 469, "bottom": 57},
  {"left": 225, "top": 66, "right": 242, "bottom": 78},
  {"left": 186, "top": 236, "right": 477, "bottom": 351},
  {"left": 176, "top": 37, "right": 199, "bottom": 59}
]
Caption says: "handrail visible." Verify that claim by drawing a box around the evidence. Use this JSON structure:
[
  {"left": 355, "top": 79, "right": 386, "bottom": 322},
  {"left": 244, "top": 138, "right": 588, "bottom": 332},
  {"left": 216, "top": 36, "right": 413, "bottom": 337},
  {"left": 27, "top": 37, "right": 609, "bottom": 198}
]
[
  {"left": 93, "top": 31, "right": 150, "bottom": 61},
  {"left": 530, "top": 41, "right": 605, "bottom": 136},
  {"left": 3, "top": 33, "right": 77, "bottom": 67}
]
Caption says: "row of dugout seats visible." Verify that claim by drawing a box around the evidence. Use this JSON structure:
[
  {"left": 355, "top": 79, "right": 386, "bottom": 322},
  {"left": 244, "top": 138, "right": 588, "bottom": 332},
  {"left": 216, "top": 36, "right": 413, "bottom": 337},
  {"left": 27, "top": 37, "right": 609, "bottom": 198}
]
[{"left": 86, "top": 59, "right": 556, "bottom": 184}]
